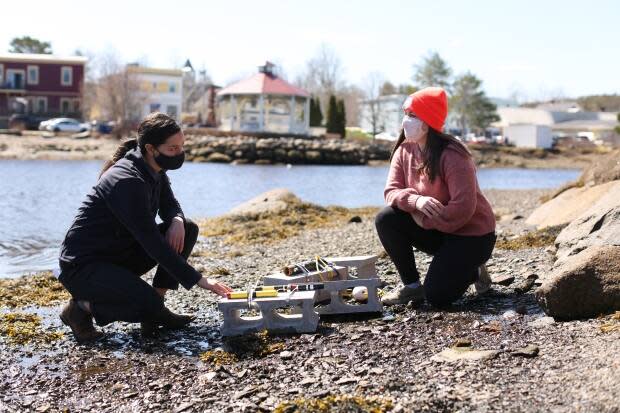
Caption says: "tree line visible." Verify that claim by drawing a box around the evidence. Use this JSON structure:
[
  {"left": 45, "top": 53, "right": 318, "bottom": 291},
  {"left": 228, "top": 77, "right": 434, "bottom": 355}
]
[{"left": 8, "top": 36, "right": 618, "bottom": 138}]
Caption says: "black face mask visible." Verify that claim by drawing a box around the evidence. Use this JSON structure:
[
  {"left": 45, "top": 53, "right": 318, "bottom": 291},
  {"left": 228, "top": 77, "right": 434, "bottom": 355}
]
[{"left": 154, "top": 150, "right": 185, "bottom": 170}]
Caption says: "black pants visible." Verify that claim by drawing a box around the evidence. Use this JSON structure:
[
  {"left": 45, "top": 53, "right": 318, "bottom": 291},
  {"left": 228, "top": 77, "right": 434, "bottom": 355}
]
[
  {"left": 375, "top": 206, "right": 496, "bottom": 307},
  {"left": 59, "top": 219, "right": 199, "bottom": 326}
]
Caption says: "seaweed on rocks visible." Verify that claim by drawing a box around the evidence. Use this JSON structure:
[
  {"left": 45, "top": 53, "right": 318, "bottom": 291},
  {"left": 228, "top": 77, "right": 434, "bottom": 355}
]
[
  {"left": 274, "top": 394, "right": 393, "bottom": 413},
  {"left": 199, "top": 202, "right": 379, "bottom": 246},
  {"left": 0, "top": 272, "right": 69, "bottom": 308},
  {"left": 0, "top": 312, "right": 64, "bottom": 345}
]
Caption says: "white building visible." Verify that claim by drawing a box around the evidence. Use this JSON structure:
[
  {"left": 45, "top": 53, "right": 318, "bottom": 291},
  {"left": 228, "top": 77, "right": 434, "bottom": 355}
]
[
  {"left": 216, "top": 62, "right": 310, "bottom": 135},
  {"left": 127, "top": 65, "right": 183, "bottom": 122},
  {"left": 496, "top": 106, "right": 618, "bottom": 145},
  {"left": 503, "top": 124, "right": 553, "bottom": 148},
  {"left": 359, "top": 94, "right": 408, "bottom": 139}
]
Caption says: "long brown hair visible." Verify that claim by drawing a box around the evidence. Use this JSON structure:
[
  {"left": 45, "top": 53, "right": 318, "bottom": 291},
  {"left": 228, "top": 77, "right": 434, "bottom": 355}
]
[
  {"left": 99, "top": 112, "right": 181, "bottom": 178},
  {"left": 389, "top": 127, "right": 471, "bottom": 182}
]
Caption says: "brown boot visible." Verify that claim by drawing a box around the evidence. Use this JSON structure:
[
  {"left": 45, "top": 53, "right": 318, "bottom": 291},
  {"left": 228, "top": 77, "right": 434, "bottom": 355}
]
[
  {"left": 141, "top": 307, "right": 194, "bottom": 338},
  {"left": 60, "top": 300, "right": 104, "bottom": 343}
]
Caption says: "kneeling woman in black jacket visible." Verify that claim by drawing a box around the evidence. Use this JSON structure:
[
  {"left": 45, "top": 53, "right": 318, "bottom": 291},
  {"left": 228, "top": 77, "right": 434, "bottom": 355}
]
[{"left": 58, "top": 112, "right": 231, "bottom": 342}]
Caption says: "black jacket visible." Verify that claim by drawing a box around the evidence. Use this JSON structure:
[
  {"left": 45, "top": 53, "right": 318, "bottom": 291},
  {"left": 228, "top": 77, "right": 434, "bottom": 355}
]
[{"left": 59, "top": 148, "right": 201, "bottom": 289}]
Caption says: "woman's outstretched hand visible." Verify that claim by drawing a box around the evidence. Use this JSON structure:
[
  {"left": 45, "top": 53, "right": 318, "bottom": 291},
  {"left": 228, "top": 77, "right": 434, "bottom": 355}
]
[
  {"left": 197, "top": 277, "right": 233, "bottom": 297},
  {"left": 166, "top": 216, "right": 185, "bottom": 253},
  {"left": 415, "top": 196, "right": 444, "bottom": 218}
]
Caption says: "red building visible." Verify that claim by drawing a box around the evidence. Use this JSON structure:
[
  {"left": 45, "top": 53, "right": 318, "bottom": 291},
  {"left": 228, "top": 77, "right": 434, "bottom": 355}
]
[{"left": 0, "top": 53, "right": 87, "bottom": 127}]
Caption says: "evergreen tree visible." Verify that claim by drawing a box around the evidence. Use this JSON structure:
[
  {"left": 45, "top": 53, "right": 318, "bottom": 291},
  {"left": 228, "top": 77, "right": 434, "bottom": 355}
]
[
  {"left": 451, "top": 72, "right": 499, "bottom": 134},
  {"left": 337, "top": 99, "right": 346, "bottom": 138},
  {"left": 9, "top": 36, "right": 52, "bottom": 54},
  {"left": 326, "top": 95, "right": 339, "bottom": 134},
  {"left": 309, "top": 97, "right": 323, "bottom": 126},
  {"left": 413, "top": 51, "right": 452, "bottom": 92}
]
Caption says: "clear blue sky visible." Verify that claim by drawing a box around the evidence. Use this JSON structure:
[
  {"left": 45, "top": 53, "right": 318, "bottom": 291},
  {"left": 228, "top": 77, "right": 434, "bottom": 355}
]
[{"left": 2, "top": 0, "right": 618, "bottom": 101}]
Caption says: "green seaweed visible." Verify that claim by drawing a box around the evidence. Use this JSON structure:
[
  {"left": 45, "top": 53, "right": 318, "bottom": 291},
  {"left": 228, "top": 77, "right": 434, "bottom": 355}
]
[
  {"left": 275, "top": 395, "right": 393, "bottom": 413},
  {"left": 0, "top": 272, "right": 70, "bottom": 308},
  {"left": 199, "top": 202, "right": 378, "bottom": 246},
  {"left": 0, "top": 312, "right": 64, "bottom": 345},
  {"left": 495, "top": 225, "right": 567, "bottom": 250}
]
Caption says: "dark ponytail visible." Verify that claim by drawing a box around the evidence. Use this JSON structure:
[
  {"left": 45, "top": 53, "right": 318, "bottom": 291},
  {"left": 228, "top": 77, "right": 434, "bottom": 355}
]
[
  {"left": 99, "top": 112, "right": 181, "bottom": 178},
  {"left": 99, "top": 139, "right": 138, "bottom": 178},
  {"left": 389, "top": 127, "right": 472, "bottom": 183}
]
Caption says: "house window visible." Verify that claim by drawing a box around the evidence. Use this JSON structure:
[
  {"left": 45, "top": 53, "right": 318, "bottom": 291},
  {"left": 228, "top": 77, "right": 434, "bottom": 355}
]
[
  {"left": 27, "top": 65, "right": 39, "bottom": 85},
  {"left": 150, "top": 103, "right": 161, "bottom": 112},
  {"left": 166, "top": 105, "right": 178, "bottom": 119},
  {"left": 36, "top": 97, "right": 47, "bottom": 113},
  {"left": 61, "top": 67, "right": 73, "bottom": 86},
  {"left": 169, "top": 82, "right": 176, "bottom": 93},
  {"left": 0, "top": 64, "right": 4, "bottom": 85},
  {"left": 60, "top": 98, "right": 71, "bottom": 114},
  {"left": 6, "top": 69, "right": 25, "bottom": 89}
]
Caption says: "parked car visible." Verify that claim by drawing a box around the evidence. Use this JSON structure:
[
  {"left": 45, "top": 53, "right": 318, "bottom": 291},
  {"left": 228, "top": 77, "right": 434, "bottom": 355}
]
[
  {"left": 90, "top": 120, "right": 115, "bottom": 134},
  {"left": 39, "top": 118, "right": 90, "bottom": 133},
  {"left": 469, "top": 136, "right": 490, "bottom": 144},
  {"left": 8, "top": 114, "right": 47, "bottom": 131}
]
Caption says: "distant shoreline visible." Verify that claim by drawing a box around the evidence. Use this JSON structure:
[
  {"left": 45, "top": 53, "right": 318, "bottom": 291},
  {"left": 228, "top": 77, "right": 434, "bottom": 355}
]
[{"left": 0, "top": 133, "right": 604, "bottom": 170}]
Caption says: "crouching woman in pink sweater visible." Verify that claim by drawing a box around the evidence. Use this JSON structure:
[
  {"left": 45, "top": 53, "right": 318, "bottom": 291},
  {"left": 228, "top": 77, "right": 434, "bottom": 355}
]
[{"left": 376, "top": 87, "right": 496, "bottom": 307}]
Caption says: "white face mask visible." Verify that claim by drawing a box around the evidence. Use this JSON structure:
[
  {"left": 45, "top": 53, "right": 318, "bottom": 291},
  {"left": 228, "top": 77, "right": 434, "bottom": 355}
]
[{"left": 402, "top": 115, "right": 427, "bottom": 142}]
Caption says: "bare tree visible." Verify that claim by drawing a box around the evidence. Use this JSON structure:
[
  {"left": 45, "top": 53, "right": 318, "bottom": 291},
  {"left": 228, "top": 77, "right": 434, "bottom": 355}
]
[
  {"left": 92, "top": 51, "right": 148, "bottom": 137},
  {"left": 340, "top": 85, "right": 364, "bottom": 127},
  {"left": 80, "top": 50, "right": 98, "bottom": 121},
  {"left": 295, "top": 43, "right": 345, "bottom": 113},
  {"left": 361, "top": 72, "right": 386, "bottom": 138}
]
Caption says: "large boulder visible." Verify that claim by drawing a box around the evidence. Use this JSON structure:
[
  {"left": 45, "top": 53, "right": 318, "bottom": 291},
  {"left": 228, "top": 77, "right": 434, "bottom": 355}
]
[
  {"left": 526, "top": 181, "right": 619, "bottom": 229},
  {"left": 536, "top": 245, "right": 620, "bottom": 320},
  {"left": 554, "top": 182, "right": 620, "bottom": 264},
  {"left": 227, "top": 188, "right": 300, "bottom": 216},
  {"left": 580, "top": 149, "right": 620, "bottom": 185},
  {"left": 205, "top": 152, "right": 232, "bottom": 163}
]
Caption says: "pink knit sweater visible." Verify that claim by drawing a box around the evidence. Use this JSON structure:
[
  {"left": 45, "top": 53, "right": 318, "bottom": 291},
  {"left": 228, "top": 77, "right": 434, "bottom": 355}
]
[{"left": 384, "top": 141, "right": 496, "bottom": 236}]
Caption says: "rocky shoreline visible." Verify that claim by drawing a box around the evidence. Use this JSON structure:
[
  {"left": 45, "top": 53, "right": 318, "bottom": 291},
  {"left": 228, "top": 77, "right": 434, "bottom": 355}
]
[
  {"left": 1, "top": 188, "right": 619, "bottom": 412},
  {"left": 0, "top": 133, "right": 607, "bottom": 169}
]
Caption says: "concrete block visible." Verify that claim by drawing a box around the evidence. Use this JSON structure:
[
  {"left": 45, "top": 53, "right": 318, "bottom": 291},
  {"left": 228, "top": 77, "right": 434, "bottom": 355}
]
[
  {"left": 218, "top": 290, "right": 319, "bottom": 336},
  {"left": 316, "top": 278, "right": 383, "bottom": 315},
  {"left": 324, "top": 255, "right": 378, "bottom": 278}
]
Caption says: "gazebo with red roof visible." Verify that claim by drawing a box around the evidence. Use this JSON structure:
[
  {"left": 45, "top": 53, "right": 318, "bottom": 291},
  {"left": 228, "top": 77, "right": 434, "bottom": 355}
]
[{"left": 217, "top": 62, "right": 310, "bottom": 135}]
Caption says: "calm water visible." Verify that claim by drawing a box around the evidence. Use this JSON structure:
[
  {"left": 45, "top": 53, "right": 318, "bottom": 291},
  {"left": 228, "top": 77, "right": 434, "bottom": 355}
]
[{"left": 0, "top": 160, "right": 580, "bottom": 276}]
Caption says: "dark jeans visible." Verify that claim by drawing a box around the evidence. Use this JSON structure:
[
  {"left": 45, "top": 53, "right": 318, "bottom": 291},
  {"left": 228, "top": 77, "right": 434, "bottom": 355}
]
[
  {"left": 59, "top": 219, "right": 199, "bottom": 326},
  {"left": 375, "top": 206, "right": 496, "bottom": 307}
]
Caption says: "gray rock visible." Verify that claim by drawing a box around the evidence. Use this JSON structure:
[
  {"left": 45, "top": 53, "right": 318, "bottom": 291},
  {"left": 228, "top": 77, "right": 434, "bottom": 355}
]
[
  {"left": 206, "top": 152, "right": 232, "bottom": 163},
  {"left": 492, "top": 274, "right": 515, "bottom": 286},
  {"left": 528, "top": 316, "right": 555, "bottom": 328},
  {"left": 536, "top": 245, "right": 620, "bottom": 320},
  {"left": 431, "top": 347, "right": 500, "bottom": 362},
  {"left": 511, "top": 344, "right": 539, "bottom": 358},
  {"left": 227, "top": 189, "right": 300, "bottom": 216},
  {"left": 580, "top": 149, "right": 620, "bottom": 185},
  {"left": 515, "top": 274, "right": 538, "bottom": 294},
  {"left": 305, "top": 150, "right": 322, "bottom": 162},
  {"left": 555, "top": 182, "right": 620, "bottom": 264},
  {"left": 526, "top": 181, "right": 619, "bottom": 230}
]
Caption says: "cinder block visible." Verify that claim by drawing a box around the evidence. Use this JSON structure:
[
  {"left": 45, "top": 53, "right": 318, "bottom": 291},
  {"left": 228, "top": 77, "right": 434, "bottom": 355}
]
[
  {"left": 324, "top": 255, "right": 378, "bottom": 279},
  {"left": 316, "top": 278, "right": 383, "bottom": 315},
  {"left": 218, "top": 290, "right": 319, "bottom": 337}
]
